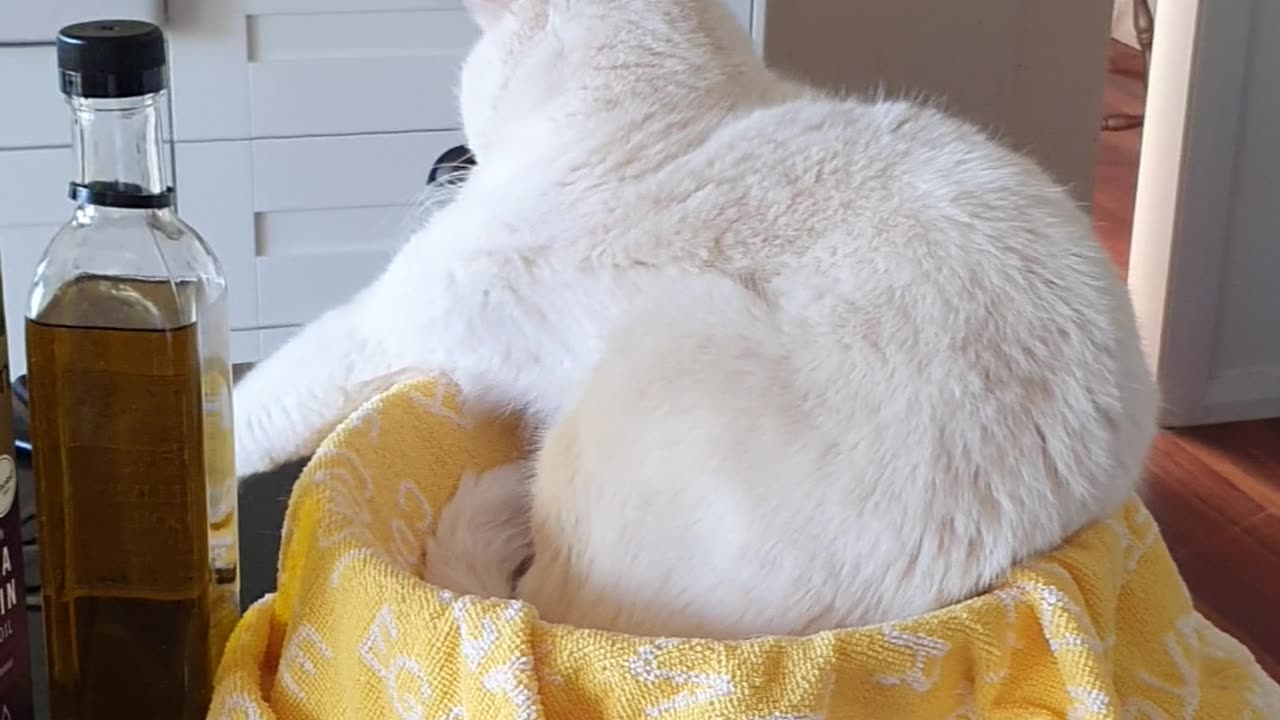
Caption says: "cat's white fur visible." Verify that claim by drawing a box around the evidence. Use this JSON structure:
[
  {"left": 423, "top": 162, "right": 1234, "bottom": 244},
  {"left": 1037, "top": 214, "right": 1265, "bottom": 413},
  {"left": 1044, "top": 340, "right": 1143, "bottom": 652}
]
[{"left": 234, "top": 0, "right": 1158, "bottom": 639}]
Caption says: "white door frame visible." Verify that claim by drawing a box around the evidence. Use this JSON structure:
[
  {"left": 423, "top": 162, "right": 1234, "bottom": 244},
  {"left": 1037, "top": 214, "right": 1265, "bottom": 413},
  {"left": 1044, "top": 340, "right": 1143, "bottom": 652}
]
[{"left": 1128, "top": 0, "right": 1280, "bottom": 426}]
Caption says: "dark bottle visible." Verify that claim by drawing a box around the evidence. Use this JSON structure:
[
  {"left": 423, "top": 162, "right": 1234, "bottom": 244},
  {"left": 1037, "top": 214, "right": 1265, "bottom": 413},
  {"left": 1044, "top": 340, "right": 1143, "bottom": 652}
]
[
  {"left": 24, "top": 20, "right": 239, "bottom": 719},
  {"left": 0, "top": 288, "right": 34, "bottom": 720}
]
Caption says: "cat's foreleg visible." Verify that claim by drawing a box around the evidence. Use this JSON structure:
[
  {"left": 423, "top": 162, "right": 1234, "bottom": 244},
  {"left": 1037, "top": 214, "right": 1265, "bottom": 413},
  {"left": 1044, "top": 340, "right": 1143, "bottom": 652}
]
[{"left": 233, "top": 281, "right": 427, "bottom": 478}]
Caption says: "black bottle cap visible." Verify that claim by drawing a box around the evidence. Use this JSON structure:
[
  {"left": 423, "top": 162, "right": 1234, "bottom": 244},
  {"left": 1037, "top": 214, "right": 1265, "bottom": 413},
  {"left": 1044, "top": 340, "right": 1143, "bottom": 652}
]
[{"left": 57, "top": 20, "right": 167, "bottom": 99}]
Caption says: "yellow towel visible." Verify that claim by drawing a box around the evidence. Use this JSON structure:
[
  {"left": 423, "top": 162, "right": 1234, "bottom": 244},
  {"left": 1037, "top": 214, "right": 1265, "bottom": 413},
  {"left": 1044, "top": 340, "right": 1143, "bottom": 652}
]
[{"left": 210, "top": 377, "right": 1279, "bottom": 719}]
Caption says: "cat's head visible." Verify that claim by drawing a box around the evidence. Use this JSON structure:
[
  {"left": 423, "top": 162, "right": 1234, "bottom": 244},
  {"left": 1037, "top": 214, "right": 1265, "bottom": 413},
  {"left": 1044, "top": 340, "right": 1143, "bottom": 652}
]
[
  {"left": 457, "top": 0, "right": 561, "bottom": 161},
  {"left": 456, "top": 0, "right": 764, "bottom": 161}
]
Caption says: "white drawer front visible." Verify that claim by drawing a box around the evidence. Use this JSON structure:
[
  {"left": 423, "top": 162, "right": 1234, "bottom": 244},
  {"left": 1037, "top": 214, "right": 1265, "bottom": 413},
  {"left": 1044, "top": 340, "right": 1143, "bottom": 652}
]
[
  {"left": 0, "top": 147, "right": 69, "bottom": 374},
  {"left": 246, "top": 6, "right": 474, "bottom": 137},
  {"left": 231, "top": 329, "right": 264, "bottom": 364},
  {"left": 165, "top": 0, "right": 471, "bottom": 141},
  {"left": 257, "top": 251, "right": 390, "bottom": 327},
  {"left": 166, "top": 0, "right": 254, "bottom": 142},
  {"left": 251, "top": 130, "right": 463, "bottom": 211},
  {"left": 250, "top": 130, "right": 462, "bottom": 326},
  {"left": 0, "top": 147, "right": 73, "bottom": 225},
  {"left": 249, "top": 55, "right": 465, "bottom": 138},
  {"left": 0, "top": 22, "right": 248, "bottom": 148},
  {"left": 174, "top": 141, "right": 259, "bottom": 330},
  {"left": 0, "top": 224, "right": 59, "bottom": 377},
  {"left": 0, "top": 12, "right": 251, "bottom": 147},
  {"left": 259, "top": 325, "right": 298, "bottom": 356},
  {"left": 259, "top": 322, "right": 299, "bottom": 353},
  {"left": 0, "top": 1, "right": 164, "bottom": 44},
  {"left": 0, "top": 46, "right": 68, "bottom": 150},
  {"left": 247, "top": 0, "right": 455, "bottom": 11}
]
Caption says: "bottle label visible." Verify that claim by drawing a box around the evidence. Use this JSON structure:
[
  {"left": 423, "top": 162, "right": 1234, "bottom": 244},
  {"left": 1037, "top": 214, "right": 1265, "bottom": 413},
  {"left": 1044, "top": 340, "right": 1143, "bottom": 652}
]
[{"left": 0, "top": 323, "right": 35, "bottom": 720}]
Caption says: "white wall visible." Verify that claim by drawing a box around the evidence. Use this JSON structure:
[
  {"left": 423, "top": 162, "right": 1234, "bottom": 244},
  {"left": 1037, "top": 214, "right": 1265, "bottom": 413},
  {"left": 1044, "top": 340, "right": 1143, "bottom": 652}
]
[
  {"left": 761, "top": 0, "right": 1114, "bottom": 205},
  {"left": 1211, "top": 1, "right": 1280, "bottom": 379},
  {"left": 1129, "top": 0, "right": 1280, "bottom": 425}
]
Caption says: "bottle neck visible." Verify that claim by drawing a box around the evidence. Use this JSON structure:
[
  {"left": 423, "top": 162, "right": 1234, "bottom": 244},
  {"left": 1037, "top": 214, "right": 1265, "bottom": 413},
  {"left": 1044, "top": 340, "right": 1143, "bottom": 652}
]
[{"left": 68, "top": 92, "right": 174, "bottom": 210}]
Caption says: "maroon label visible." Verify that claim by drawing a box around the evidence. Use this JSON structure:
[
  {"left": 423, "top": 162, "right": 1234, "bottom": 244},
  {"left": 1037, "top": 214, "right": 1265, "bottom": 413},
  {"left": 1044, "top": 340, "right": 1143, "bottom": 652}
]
[{"left": 0, "top": 330, "right": 34, "bottom": 720}]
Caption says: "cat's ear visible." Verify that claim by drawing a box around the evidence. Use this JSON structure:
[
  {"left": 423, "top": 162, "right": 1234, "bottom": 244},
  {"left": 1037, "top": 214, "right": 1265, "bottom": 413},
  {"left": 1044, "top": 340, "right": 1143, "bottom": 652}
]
[{"left": 464, "top": 0, "right": 512, "bottom": 29}]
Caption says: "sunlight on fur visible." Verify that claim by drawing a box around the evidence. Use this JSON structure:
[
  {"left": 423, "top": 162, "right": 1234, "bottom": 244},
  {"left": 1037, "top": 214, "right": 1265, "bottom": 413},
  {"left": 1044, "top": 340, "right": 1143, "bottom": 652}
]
[{"left": 233, "top": 0, "right": 1158, "bottom": 640}]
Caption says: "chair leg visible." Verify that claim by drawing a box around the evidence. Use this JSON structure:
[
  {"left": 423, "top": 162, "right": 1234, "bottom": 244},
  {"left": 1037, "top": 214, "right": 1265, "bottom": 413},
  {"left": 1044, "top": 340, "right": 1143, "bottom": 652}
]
[{"left": 1101, "top": 0, "right": 1153, "bottom": 132}]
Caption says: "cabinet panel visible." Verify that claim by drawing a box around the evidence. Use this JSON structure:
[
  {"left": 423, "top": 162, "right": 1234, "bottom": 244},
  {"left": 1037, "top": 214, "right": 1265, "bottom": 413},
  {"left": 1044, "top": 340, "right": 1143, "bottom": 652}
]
[
  {"left": 256, "top": 206, "right": 415, "bottom": 257},
  {"left": 246, "top": 9, "right": 474, "bottom": 60},
  {"left": 247, "top": 0, "right": 458, "bottom": 11},
  {"left": 167, "top": 0, "right": 254, "bottom": 142},
  {"left": 0, "top": 147, "right": 69, "bottom": 374},
  {"left": 0, "top": 224, "right": 58, "bottom": 377},
  {"left": 0, "top": 46, "right": 68, "bottom": 150},
  {"left": 249, "top": 55, "right": 466, "bottom": 137},
  {"left": 0, "top": 9, "right": 250, "bottom": 147},
  {"left": 259, "top": 326, "right": 298, "bottom": 356},
  {"left": 257, "top": 251, "right": 390, "bottom": 327},
  {"left": 0, "top": 3, "right": 256, "bottom": 148},
  {"left": 174, "top": 141, "right": 259, "bottom": 330},
  {"left": 250, "top": 131, "right": 458, "bottom": 327},
  {"left": 232, "top": 329, "right": 264, "bottom": 364},
  {"left": 251, "top": 130, "right": 464, "bottom": 211},
  {"left": 246, "top": 7, "right": 475, "bottom": 137},
  {"left": 0, "top": 0, "right": 164, "bottom": 44},
  {"left": 0, "top": 147, "right": 73, "bottom": 226},
  {"left": 166, "top": 0, "right": 471, "bottom": 140}
]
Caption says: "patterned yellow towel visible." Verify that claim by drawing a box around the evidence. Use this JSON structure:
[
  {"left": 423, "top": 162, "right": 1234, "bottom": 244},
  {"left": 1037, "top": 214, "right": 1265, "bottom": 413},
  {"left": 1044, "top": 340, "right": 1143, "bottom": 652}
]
[{"left": 210, "top": 378, "right": 1278, "bottom": 719}]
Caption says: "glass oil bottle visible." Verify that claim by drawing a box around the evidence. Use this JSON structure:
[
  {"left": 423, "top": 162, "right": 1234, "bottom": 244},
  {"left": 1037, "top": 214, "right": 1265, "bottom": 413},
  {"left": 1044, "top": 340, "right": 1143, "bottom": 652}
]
[{"left": 24, "top": 20, "right": 240, "bottom": 719}]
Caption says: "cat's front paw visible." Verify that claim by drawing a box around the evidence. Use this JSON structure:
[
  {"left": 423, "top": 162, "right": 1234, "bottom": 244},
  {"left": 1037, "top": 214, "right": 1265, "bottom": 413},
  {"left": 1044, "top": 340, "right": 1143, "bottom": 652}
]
[
  {"left": 234, "top": 417, "right": 278, "bottom": 480},
  {"left": 232, "top": 384, "right": 291, "bottom": 479}
]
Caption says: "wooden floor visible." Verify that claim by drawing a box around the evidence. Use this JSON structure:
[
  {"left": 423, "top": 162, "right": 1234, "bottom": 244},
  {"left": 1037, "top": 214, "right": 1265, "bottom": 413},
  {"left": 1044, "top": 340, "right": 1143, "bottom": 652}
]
[{"left": 1094, "top": 42, "right": 1280, "bottom": 679}]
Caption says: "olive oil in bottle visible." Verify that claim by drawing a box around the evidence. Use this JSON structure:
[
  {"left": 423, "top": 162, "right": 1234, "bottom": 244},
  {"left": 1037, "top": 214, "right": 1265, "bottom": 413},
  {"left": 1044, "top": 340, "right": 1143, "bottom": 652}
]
[{"left": 25, "top": 21, "right": 239, "bottom": 719}]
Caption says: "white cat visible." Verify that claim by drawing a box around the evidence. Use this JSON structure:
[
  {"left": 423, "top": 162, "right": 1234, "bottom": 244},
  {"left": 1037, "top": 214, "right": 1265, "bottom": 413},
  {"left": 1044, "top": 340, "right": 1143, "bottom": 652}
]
[{"left": 233, "top": 0, "right": 1158, "bottom": 639}]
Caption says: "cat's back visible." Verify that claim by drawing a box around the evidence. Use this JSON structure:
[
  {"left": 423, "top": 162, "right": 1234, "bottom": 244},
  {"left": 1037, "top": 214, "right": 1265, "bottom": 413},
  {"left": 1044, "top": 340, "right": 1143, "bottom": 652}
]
[
  {"left": 636, "top": 90, "right": 1140, "bottom": 435},
  {"left": 510, "top": 4, "right": 1157, "bottom": 639},
  {"left": 533, "top": 89, "right": 1161, "bottom": 633},
  {"left": 638, "top": 92, "right": 1093, "bottom": 274}
]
